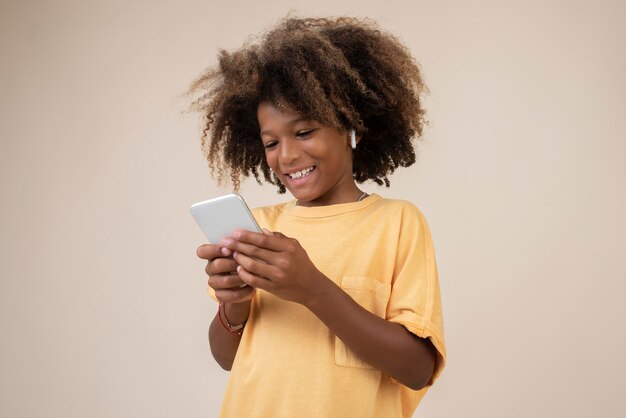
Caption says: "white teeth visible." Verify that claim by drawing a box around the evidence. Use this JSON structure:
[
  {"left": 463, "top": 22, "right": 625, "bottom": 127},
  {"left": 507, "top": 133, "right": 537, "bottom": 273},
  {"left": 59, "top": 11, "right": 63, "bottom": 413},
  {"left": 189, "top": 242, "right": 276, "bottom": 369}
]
[{"left": 288, "top": 166, "right": 314, "bottom": 179}]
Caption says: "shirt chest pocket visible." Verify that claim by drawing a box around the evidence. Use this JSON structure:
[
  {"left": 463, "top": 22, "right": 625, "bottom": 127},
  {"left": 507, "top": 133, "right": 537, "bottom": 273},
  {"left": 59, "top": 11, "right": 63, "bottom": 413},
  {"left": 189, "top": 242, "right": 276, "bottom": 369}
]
[{"left": 335, "top": 276, "right": 392, "bottom": 369}]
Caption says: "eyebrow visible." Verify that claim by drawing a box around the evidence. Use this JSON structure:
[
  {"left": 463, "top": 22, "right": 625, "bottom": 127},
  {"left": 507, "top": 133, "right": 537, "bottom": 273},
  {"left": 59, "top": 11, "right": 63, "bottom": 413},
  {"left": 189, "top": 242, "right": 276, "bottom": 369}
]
[{"left": 259, "top": 117, "right": 313, "bottom": 137}]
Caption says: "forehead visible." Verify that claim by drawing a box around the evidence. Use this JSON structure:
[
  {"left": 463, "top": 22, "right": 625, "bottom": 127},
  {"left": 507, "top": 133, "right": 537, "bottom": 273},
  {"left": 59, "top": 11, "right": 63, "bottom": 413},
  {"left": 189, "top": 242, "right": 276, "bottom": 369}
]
[{"left": 257, "top": 102, "right": 311, "bottom": 129}]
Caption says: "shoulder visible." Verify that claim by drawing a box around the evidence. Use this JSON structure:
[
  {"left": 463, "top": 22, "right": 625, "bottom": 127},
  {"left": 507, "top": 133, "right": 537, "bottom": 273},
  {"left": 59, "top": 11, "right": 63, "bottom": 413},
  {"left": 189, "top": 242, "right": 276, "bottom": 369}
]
[
  {"left": 252, "top": 201, "right": 290, "bottom": 216},
  {"left": 371, "top": 195, "right": 427, "bottom": 221},
  {"left": 368, "top": 196, "right": 434, "bottom": 243},
  {"left": 251, "top": 201, "right": 292, "bottom": 227}
]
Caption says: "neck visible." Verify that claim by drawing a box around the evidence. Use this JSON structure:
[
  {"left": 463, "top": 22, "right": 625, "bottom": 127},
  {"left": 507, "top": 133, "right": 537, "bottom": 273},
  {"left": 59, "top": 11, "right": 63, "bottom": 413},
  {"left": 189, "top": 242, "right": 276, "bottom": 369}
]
[{"left": 296, "top": 190, "right": 369, "bottom": 207}]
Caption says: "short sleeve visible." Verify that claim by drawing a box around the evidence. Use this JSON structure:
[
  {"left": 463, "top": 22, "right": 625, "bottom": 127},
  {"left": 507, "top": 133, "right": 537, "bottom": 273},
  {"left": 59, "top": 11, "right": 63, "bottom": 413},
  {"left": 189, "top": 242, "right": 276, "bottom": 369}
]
[{"left": 386, "top": 205, "right": 446, "bottom": 385}]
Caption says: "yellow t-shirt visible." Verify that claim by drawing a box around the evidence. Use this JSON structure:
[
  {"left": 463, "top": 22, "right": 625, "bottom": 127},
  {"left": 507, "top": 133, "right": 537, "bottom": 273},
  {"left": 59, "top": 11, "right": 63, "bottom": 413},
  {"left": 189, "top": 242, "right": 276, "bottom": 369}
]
[{"left": 214, "top": 194, "right": 445, "bottom": 418}]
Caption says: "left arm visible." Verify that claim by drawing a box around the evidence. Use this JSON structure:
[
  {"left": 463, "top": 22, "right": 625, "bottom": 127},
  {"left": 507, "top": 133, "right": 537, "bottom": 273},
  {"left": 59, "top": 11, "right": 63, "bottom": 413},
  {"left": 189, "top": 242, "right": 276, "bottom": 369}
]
[
  {"left": 220, "top": 229, "right": 437, "bottom": 390},
  {"left": 307, "top": 275, "right": 436, "bottom": 390}
]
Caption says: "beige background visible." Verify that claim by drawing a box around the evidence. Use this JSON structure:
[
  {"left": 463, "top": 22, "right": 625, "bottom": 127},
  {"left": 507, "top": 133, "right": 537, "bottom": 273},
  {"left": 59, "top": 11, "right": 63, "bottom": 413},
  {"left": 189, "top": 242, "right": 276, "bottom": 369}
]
[{"left": 1, "top": 0, "right": 625, "bottom": 417}]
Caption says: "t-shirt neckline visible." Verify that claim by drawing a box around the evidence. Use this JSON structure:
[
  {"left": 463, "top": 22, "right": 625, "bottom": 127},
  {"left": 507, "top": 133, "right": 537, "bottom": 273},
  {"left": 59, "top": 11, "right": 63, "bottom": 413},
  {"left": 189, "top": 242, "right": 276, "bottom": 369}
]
[{"left": 285, "top": 193, "right": 381, "bottom": 218}]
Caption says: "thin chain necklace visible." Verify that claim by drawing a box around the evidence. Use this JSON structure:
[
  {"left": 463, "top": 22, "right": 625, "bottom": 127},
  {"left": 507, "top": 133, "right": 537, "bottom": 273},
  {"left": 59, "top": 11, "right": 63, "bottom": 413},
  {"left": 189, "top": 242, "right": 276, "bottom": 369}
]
[{"left": 296, "top": 191, "right": 368, "bottom": 206}]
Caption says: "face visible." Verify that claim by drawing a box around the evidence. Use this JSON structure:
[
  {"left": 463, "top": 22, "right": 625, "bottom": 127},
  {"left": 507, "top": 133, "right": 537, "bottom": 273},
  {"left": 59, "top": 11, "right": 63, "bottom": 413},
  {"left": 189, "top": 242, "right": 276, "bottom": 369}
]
[{"left": 258, "top": 102, "right": 359, "bottom": 207}]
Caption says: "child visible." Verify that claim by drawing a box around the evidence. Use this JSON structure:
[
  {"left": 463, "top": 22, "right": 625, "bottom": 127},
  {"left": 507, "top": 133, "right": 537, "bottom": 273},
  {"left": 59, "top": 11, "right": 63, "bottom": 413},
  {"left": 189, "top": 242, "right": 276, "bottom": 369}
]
[{"left": 191, "top": 16, "right": 446, "bottom": 418}]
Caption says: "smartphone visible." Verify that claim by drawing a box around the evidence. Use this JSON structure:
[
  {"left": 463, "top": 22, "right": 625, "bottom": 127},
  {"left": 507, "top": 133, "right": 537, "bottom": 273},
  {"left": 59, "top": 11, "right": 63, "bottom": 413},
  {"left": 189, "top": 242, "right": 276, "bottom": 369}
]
[{"left": 190, "top": 193, "right": 262, "bottom": 243}]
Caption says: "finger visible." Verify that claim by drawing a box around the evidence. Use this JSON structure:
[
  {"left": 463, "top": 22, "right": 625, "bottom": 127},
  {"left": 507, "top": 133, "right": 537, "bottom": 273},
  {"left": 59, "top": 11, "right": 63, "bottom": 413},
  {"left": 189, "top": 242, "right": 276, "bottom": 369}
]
[
  {"left": 221, "top": 239, "right": 276, "bottom": 264},
  {"left": 236, "top": 265, "right": 272, "bottom": 290},
  {"left": 230, "top": 229, "right": 287, "bottom": 251},
  {"left": 234, "top": 251, "right": 278, "bottom": 280},
  {"left": 208, "top": 273, "right": 248, "bottom": 290},
  {"left": 197, "top": 244, "right": 232, "bottom": 260},
  {"left": 208, "top": 257, "right": 238, "bottom": 275},
  {"left": 214, "top": 285, "right": 256, "bottom": 304}
]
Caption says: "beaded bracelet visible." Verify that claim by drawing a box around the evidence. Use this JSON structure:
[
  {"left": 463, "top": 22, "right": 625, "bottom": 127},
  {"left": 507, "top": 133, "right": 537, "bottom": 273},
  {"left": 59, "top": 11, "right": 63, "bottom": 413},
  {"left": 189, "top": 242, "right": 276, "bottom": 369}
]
[{"left": 217, "top": 302, "right": 247, "bottom": 335}]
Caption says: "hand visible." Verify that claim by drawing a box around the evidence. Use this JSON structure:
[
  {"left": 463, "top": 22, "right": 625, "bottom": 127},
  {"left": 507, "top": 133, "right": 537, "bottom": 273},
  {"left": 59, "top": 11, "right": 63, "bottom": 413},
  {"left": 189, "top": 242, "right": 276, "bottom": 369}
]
[
  {"left": 220, "top": 229, "right": 329, "bottom": 306},
  {"left": 196, "top": 243, "right": 256, "bottom": 304}
]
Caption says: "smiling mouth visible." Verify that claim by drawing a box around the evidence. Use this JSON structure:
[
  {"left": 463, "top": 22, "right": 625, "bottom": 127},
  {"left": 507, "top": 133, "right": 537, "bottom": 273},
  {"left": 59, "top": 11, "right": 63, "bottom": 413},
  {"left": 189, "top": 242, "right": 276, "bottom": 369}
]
[{"left": 286, "top": 166, "right": 315, "bottom": 180}]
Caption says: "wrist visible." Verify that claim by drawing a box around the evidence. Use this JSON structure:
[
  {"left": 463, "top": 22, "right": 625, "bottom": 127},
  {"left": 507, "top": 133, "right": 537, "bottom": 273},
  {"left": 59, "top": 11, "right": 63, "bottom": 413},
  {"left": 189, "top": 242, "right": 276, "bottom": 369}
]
[
  {"left": 303, "top": 273, "right": 337, "bottom": 312},
  {"left": 222, "top": 301, "right": 251, "bottom": 325},
  {"left": 218, "top": 301, "right": 250, "bottom": 335}
]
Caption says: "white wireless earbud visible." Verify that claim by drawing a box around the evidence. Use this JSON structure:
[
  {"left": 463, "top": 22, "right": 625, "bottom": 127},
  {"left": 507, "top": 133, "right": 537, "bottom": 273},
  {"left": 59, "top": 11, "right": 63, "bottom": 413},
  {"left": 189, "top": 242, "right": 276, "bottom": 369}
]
[{"left": 350, "top": 129, "right": 356, "bottom": 149}]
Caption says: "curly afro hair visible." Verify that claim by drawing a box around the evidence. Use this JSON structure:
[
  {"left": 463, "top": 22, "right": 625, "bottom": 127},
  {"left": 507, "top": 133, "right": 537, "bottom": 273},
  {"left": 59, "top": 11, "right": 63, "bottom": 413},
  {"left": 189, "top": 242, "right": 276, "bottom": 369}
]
[{"left": 188, "top": 16, "right": 428, "bottom": 193}]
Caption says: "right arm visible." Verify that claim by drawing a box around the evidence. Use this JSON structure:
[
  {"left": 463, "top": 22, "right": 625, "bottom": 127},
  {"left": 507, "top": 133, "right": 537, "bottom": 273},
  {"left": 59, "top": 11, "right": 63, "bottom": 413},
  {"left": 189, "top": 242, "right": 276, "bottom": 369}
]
[{"left": 197, "top": 244, "right": 255, "bottom": 370}]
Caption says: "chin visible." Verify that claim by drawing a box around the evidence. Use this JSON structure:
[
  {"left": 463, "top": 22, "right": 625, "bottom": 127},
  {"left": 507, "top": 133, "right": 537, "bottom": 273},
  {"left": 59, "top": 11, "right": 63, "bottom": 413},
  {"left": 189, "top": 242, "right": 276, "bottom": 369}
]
[{"left": 292, "top": 192, "right": 318, "bottom": 204}]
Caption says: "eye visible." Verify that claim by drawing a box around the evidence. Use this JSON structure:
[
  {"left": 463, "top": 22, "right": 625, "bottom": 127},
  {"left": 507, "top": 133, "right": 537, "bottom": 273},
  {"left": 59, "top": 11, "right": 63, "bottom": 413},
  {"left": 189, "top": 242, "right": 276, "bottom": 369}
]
[
  {"left": 296, "top": 129, "right": 316, "bottom": 138},
  {"left": 263, "top": 140, "right": 278, "bottom": 149}
]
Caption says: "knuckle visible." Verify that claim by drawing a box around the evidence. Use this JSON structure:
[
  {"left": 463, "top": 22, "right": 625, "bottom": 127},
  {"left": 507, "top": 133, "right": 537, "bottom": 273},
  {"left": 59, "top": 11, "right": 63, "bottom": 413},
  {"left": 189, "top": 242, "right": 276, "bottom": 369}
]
[
  {"left": 277, "top": 258, "right": 290, "bottom": 270},
  {"left": 276, "top": 267, "right": 288, "bottom": 280},
  {"left": 210, "top": 259, "right": 224, "bottom": 274},
  {"left": 249, "top": 245, "right": 262, "bottom": 257},
  {"left": 207, "top": 261, "right": 220, "bottom": 275},
  {"left": 208, "top": 275, "right": 220, "bottom": 289},
  {"left": 209, "top": 274, "right": 236, "bottom": 290},
  {"left": 210, "top": 258, "right": 233, "bottom": 275},
  {"left": 286, "top": 240, "right": 298, "bottom": 252},
  {"left": 258, "top": 234, "right": 269, "bottom": 247}
]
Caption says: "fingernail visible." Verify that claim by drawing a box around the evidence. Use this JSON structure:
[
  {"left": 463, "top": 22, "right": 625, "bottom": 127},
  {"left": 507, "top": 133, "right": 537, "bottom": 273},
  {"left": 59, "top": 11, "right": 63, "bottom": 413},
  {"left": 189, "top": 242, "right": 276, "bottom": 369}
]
[
  {"left": 236, "top": 265, "right": 242, "bottom": 273},
  {"left": 221, "top": 238, "right": 233, "bottom": 246},
  {"left": 233, "top": 251, "right": 238, "bottom": 258},
  {"left": 221, "top": 247, "right": 232, "bottom": 256},
  {"left": 233, "top": 230, "right": 242, "bottom": 238}
]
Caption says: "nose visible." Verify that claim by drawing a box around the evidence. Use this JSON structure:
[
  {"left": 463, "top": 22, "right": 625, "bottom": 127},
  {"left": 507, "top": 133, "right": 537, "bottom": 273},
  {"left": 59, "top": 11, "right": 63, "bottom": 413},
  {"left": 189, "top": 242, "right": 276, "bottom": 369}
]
[{"left": 279, "top": 138, "right": 300, "bottom": 166}]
